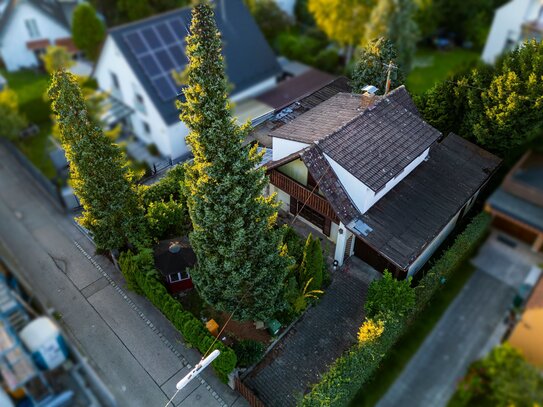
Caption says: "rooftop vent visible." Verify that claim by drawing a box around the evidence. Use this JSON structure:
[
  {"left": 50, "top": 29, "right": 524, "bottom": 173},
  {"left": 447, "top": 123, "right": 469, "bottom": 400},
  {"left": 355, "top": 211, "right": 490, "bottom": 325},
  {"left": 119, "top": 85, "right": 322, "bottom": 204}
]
[{"left": 169, "top": 242, "right": 181, "bottom": 254}]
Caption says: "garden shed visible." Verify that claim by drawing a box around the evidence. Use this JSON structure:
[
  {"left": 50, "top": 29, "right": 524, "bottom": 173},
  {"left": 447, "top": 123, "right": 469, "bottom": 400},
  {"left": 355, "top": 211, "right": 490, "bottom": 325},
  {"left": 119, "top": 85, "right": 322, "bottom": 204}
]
[{"left": 154, "top": 237, "right": 195, "bottom": 293}]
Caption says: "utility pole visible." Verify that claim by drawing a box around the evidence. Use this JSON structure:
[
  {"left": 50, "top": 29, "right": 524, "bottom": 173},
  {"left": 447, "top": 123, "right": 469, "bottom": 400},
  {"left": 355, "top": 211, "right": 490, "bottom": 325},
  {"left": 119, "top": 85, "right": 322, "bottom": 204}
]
[{"left": 384, "top": 60, "right": 397, "bottom": 95}]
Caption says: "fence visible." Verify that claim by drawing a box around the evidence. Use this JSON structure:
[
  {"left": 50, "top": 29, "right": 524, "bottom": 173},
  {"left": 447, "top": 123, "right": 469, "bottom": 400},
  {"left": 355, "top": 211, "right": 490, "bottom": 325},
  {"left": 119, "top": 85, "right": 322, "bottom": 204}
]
[
  {"left": 1, "top": 140, "right": 65, "bottom": 211},
  {"left": 138, "top": 152, "right": 192, "bottom": 185},
  {"left": 235, "top": 377, "right": 266, "bottom": 407}
]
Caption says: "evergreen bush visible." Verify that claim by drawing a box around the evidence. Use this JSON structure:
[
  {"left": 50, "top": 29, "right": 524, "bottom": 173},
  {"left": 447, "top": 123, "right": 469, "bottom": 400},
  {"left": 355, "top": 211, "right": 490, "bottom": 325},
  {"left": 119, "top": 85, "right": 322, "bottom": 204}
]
[{"left": 233, "top": 339, "right": 266, "bottom": 367}]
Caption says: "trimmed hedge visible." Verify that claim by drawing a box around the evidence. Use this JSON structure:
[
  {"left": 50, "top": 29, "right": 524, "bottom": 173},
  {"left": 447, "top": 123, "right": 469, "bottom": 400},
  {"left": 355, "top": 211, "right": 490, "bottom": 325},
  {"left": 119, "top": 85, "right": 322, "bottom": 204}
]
[
  {"left": 300, "top": 212, "right": 492, "bottom": 406},
  {"left": 119, "top": 249, "right": 237, "bottom": 381}
]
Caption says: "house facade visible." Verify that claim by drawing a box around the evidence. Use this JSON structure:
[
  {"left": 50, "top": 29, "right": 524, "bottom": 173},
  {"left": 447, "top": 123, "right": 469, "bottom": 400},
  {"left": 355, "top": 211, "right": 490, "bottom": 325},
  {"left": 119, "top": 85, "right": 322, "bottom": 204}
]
[
  {"left": 93, "top": 0, "right": 282, "bottom": 159},
  {"left": 257, "top": 79, "right": 501, "bottom": 278},
  {"left": 482, "top": 0, "right": 543, "bottom": 63},
  {"left": 0, "top": 0, "right": 80, "bottom": 72}
]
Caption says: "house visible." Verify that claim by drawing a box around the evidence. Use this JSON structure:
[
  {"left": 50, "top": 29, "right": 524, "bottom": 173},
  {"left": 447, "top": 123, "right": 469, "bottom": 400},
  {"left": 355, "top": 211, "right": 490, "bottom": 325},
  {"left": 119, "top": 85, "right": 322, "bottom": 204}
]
[
  {"left": 154, "top": 237, "right": 195, "bottom": 293},
  {"left": 93, "top": 0, "right": 282, "bottom": 159},
  {"left": 0, "top": 0, "right": 81, "bottom": 72},
  {"left": 482, "top": 0, "right": 543, "bottom": 63},
  {"left": 255, "top": 79, "right": 501, "bottom": 278},
  {"left": 485, "top": 150, "right": 543, "bottom": 252}
]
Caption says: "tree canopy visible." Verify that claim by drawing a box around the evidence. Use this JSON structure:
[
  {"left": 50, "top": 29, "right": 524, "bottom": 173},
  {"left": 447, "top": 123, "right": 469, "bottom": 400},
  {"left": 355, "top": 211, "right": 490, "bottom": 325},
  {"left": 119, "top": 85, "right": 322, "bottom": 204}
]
[
  {"left": 48, "top": 70, "right": 148, "bottom": 251},
  {"left": 72, "top": 3, "right": 106, "bottom": 61},
  {"left": 0, "top": 88, "right": 27, "bottom": 141},
  {"left": 351, "top": 37, "right": 405, "bottom": 94},
  {"left": 41, "top": 46, "right": 74, "bottom": 75},
  {"left": 179, "top": 3, "right": 290, "bottom": 321}
]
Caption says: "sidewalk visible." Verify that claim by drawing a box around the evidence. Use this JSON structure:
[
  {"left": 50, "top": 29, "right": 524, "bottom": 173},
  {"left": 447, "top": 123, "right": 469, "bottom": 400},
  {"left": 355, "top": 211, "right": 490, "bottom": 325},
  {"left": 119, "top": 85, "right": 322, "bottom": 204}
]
[{"left": 0, "top": 143, "right": 247, "bottom": 407}]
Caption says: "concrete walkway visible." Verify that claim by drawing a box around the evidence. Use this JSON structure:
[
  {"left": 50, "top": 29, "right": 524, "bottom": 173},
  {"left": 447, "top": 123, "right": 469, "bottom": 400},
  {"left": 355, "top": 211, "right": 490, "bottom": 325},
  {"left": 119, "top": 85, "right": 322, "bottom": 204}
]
[
  {"left": 376, "top": 232, "right": 542, "bottom": 407},
  {"left": 245, "top": 257, "right": 380, "bottom": 407},
  {"left": 0, "top": 144, "right": 247, "bottom": 407}
]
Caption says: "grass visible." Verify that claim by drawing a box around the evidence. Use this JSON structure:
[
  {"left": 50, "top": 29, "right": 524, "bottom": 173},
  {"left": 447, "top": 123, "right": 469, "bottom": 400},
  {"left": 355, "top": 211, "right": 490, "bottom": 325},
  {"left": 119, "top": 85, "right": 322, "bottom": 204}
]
[
  {"left": 406, "top": 48, "right": 480, "bottom": 95},
  {"left": 1, "top": 68, "right": 56, "bottom": 179},
  {"left": 350, "top": 262, "right": 477, "bottom": 407}
]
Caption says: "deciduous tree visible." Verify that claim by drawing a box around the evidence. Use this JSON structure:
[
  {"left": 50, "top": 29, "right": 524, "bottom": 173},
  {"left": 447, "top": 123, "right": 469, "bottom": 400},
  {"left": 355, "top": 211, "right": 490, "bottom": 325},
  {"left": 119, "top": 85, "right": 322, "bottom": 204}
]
[
  {"left": 179, "top": 3, "right": 290, "bottom": 321},
  {"left": 365, "top": 270, "right": 415, "bottom": 318},
  {"left": 0, "top": 88, "right": 27, "bottom": 141},
  {"left": 48, "top": 70, "right": 148, "bottom": 251},
  {"left": 72, "top": 3, "right": 106, "bottom": 61}
]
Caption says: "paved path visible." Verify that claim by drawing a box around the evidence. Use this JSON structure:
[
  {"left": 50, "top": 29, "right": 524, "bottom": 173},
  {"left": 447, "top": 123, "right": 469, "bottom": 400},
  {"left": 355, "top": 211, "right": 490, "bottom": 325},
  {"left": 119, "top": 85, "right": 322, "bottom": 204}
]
[
  {"left": 0, "top": 144, "right": 247, "bottom": 407},
  {"left": 245, "top": 257, "right": 380, "bottom": 407},
  {"left": 376, "top": 233, "right": 541, "bottom": 407}
]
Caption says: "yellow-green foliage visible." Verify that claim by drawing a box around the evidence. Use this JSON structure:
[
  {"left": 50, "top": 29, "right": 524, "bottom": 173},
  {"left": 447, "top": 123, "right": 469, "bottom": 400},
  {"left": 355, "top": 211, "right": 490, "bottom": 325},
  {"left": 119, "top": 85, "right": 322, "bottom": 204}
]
[{"left": 357, "top": 319, "right": 384, "bottom": 344}]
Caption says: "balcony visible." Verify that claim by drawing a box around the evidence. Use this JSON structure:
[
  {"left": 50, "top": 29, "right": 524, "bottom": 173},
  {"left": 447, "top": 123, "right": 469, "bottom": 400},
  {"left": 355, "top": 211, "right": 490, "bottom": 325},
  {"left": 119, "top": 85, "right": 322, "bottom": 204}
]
[{"left": 269, "top": 169, "right": 339, "bottom": 222}]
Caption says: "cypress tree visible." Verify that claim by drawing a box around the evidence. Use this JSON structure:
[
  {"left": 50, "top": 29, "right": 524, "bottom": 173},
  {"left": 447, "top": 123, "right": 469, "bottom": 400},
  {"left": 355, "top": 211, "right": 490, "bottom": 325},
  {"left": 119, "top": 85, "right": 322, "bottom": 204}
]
[
  {"left": 48, "top": 70, "right": 148, "bottom": 251},
  {"left": 72, "top": 3, "right": 106, "bottom": 61},
  {"left": 179, "top": 3, "right": 290, "bottom": 321}
]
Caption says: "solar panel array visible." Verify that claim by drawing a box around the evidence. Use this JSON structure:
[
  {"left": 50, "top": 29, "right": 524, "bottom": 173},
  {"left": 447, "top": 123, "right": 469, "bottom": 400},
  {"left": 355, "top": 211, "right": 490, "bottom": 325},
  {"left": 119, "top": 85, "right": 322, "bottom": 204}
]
[{"left": 123, "top": 16, "right": 189, "bottom": 102}]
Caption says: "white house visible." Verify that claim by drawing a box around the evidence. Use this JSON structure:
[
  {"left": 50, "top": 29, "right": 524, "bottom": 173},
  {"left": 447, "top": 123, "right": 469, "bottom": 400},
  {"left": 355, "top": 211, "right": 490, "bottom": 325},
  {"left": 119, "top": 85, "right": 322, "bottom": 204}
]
[
  {"left": 257, "top": 80, "right": 501, "bottom": 278},
  {"left": 93, "top": 0, "right": 282, "bottom": 159},
  {"left": 0, "top": 0, "right": 81, "bottom": 72},
  {"left": 482, "top": 0, "right": 543, "bottom": 63}
]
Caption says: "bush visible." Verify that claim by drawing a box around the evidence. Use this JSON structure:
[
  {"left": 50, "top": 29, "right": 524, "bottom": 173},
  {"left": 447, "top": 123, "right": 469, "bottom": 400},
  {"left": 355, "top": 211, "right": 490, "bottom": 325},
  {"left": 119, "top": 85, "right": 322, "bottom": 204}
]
[
  {"left": 282, "top": 225, "right": 304, "bottom": 264},
  {"left": 145, "top": 198, "right": 190, "bottom": 241},
  {"left": 233, "top": 339, "right": 266, "bottom": 367},
  {"left": 139, "top": 165, "right": 186, "bottom": 205},
  {"left": 118, "top": 250, "right": 237, "bottom": 380},
  {"left": 365, "top": 270, "right": 415, "bottom": 318},
  {"left": 300, "top": 212, "right": 492, "bottom": 406},
  {"left": 298, "top": 233, "right": 324, "bottom": 291}
]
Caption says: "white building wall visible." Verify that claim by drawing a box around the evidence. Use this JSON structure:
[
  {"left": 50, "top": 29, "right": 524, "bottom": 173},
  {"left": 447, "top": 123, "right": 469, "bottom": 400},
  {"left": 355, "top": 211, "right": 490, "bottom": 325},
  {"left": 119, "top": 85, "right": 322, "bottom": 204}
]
[
  {"left": 482, "top": 0, "right": 539, "bottom": 63},
  {"left": 94, "top": 37, "right": 175, "bottom": 157},
  {"left": 323, "top": 149, "right": 429, "bottom": 214},
  {"left": 272, "top": 137, "right": 309, "bottom": 160},
  {"left": 278, "top": 159, "right": 308, "bottom": 185},
  {"left": 0, "top": 2, "right": 71, "bottom": 71}
]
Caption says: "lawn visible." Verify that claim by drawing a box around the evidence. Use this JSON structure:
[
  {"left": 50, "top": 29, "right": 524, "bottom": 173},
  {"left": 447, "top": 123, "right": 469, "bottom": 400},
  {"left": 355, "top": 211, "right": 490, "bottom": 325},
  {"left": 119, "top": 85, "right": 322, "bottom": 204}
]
[
  {"left": 406, "top": 48, "right": 481, "bottom": 95},
  {"left": 350, "top": 262, "right": 476, "bottom": 407},
  {"left": 1, "top": 69, "right": 55, "bottom": 179}
]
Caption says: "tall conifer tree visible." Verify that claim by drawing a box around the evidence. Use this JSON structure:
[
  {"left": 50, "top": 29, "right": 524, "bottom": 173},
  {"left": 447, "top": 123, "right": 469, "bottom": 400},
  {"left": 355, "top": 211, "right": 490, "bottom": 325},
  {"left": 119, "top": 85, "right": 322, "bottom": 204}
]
[
  {"left": 179, "top": 3, "right": 290, "bottom": 321},
  {"left": 48, "top": 71, "right": 148, "bottom": 251}
]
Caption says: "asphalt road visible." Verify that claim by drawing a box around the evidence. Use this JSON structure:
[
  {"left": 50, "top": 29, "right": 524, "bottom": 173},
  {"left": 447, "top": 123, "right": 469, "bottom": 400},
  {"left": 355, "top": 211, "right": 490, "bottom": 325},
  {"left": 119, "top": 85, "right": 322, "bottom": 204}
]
[
  {"left": 376, "top": 234, "right": 539, "bottom": 407},
  {"left": 0, "top": 144, "right": 247, "bottom": 407}
]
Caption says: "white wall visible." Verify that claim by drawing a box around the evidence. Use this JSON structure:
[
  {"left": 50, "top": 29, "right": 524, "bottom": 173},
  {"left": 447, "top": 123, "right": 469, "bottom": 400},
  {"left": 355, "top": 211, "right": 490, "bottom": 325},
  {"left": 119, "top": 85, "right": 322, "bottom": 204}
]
[
  {"left": 230, "top": 76, "right": 277, "bottom": 103},
  {"left": 482, "top": 0, "right": 539, "bottom": 63},
  {"left": 324, "top": 149, "right": 429, "bottom": 214},
  {"left": 278, "top": 159, "right": 308, "bottom": 185},
  {"left": 94, "top": 37, "right": 176, "bottom": 157},
  {"left": 272, "top": 137, "right": 309, "bottom": 160},
  {"left": 167, "top": 121, "right": 190, "bottom": 159},
  {"left": 0, "top": 2, "right": 71, "bottom": 71},
  {"left": 407, "top": 208, "right": 462, "bottom": 276}
]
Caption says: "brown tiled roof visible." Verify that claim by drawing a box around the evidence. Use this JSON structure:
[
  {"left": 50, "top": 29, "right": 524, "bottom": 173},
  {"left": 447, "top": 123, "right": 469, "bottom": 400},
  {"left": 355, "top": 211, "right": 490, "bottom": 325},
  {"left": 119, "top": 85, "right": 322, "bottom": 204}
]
[
  {"left": 301, "top": 147, "right": 359, "bottom": 224},
  {"left": 318, "top": 87, "right": 441, "bottom": 192},
  {"left": 351, "top": 133, "right": 501, "bottom": 270},
  {"left": 270, "top": 93, "right": 363, "bottom": 144},
  {"left": 256, "top": 69, "right": 336, "bottom": 110}
]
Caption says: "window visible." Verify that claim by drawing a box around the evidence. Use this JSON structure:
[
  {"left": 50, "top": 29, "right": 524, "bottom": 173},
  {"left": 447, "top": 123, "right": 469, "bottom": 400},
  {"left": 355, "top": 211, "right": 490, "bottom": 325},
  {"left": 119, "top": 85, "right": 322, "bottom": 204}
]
[
  {"left": 142, "top": 121, "right": 151, "bottom": 134},
  {"left": 136, "top": 94, "right": 144, "bottom": 105},
  {"left": 169, "top": 270, "right": 190, "bottom": 283},
  {"left": 111, "top": 72, "right": 120, "bottom": 90},
  {"left": 135, "top": 93, "right": 146, "bottom": 114},
  {"left": 25, "top": 19, "right": 40, "bottom": 38}
]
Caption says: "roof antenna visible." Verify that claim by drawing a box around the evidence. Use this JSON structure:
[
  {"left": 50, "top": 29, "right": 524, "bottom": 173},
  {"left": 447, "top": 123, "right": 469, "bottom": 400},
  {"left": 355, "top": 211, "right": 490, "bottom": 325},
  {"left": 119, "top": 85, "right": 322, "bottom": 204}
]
[{"left": 383, "top": 60, "right": 397, "bottom": 95}]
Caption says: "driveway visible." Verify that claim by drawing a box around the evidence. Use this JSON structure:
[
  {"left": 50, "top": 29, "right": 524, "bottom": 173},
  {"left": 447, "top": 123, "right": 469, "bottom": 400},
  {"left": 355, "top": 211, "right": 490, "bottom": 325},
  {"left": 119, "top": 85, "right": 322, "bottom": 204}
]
[
  {"left": 376, "top": 232, "right": 542, "bottom": 407},
  {"left": 0, "top": 144, "right": 247, "bottom": 407},
  {"left": 244, "top": 256, "right": 380, "bottom": 407}
]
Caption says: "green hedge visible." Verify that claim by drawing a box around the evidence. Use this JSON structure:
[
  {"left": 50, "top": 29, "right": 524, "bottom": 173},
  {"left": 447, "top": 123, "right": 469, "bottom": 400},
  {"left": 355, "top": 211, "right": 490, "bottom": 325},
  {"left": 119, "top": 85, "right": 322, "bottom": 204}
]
[
  {"left": 300, "top": 212, "right": 491, "bottom": 406},
  {"left": 119, "top": 249, "right": 237, "bottom": 381}
]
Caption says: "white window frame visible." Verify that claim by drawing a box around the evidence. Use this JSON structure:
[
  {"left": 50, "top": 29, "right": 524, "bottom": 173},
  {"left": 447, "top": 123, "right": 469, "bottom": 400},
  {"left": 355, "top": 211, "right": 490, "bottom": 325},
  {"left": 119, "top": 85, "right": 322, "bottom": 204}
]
[
  {"left": 169, "top": 271, "right": 190, "bottom": 283},
  {"left": 25, "top": 19, "right": 40, "bottom": 38}
]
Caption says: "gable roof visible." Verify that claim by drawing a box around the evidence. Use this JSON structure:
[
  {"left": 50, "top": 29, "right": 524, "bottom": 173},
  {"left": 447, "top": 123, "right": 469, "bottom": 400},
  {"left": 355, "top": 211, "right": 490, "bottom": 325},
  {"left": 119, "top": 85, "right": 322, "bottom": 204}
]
[
  {"left": 108, "top": 0, "right": 282, "bottom": 126},
  {"left": 351, "top": 133, "right": 501, "bottom": 270},
  {"left": 0, "top": 0, "right": 73, "bottom": 37},
  {"left": 318, "top": 89, "right": 441, "bottom": 192}
]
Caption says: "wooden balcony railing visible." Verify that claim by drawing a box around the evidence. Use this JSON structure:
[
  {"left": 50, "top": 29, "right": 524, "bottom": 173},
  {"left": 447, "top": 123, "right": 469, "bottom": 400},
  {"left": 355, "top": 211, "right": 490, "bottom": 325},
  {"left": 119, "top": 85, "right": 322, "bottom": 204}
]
[{"left": 269, "top": 169, "right": 339, "bottom": 222}]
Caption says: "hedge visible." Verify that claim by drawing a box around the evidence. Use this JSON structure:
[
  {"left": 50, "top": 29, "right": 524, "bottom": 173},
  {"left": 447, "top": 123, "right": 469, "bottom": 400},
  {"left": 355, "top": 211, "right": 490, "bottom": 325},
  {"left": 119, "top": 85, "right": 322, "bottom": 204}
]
[
  {"left": 119, "top": 249, "right": 237, "bottom": 381},
  {"left": 300, "top": 212, "right": 492, "bottom": 406}
]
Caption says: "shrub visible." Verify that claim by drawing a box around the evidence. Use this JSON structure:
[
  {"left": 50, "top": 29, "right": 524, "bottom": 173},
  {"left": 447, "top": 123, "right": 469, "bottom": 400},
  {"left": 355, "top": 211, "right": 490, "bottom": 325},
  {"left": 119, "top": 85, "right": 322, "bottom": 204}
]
[
  {"left": 364, "top": 270, "right": 415, "bottom": 318},
  {"left": 233, "top": 339, "right": 266, "bottom": 367},
  {"left": 145, "top": 198, "right": 190, "bottom": 241},
  {"left": 300, "top": 212, "right": 492, "bottom": 406},
  {"left": 298, "top": 233, "right": 324, "bottom": 291},
  {"left": 139, "top": 165, "right": 186, "bottom": 205},
  {"left": 282, "top": 225, "right": 305, "bottom": 264},
  {"left": 357, "top": 318, "right": 384, "bottom": 344},
  {"left": 118, "top": 249, "right": 237, "bottom": 380}
]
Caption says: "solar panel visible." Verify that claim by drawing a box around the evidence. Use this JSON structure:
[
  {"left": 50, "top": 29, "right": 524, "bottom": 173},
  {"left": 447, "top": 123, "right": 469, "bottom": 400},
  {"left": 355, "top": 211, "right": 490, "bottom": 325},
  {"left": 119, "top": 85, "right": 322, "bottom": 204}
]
[
  {"left": 168, "top": 44, "right": 186, "bottom": 66},
  {"left": 156, "top": 49, "right": 176, "bottom": 71},
  {"left": 156, "top": 23, "right": 176, "bottom": 44},
  {"left": 152, "top": 77, "right": 176, "bottom": 101},
  {"left": 167, "top": 18, "right": 186, "bottom": 37},
  {"left": 141, "top": 27, "right": 161, "bottom": 48},
  {"left": 124, "top": 32, "right": 147, "bottom": 55},
  {"left": 140, "top": 55, "right": 161, "bottom": 77}
]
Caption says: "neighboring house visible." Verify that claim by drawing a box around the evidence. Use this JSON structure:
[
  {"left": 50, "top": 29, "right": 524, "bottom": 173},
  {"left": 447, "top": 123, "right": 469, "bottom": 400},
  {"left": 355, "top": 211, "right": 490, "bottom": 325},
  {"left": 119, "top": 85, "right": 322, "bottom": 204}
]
[
  {"left": 482, "top": 0, "right": 543, "bottom": 63},
  {"left": 485, "top": 150, "right": 543, "bottom": 252},
  {"left": 0, "top": 0, "right": 81, "bottom": 71},
  {"left": 93, "top": 0, "right": 282, "bottom": 159},
  {"left": 255, "top": 79, "right": 501, "bottom": 278}
]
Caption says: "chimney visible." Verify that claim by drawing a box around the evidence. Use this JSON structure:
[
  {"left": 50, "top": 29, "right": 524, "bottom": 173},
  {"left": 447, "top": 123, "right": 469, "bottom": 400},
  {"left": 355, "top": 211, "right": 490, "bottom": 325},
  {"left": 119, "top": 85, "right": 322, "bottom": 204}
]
[{"left": 360, "top": 85, "right": 379, "bottom": 109}]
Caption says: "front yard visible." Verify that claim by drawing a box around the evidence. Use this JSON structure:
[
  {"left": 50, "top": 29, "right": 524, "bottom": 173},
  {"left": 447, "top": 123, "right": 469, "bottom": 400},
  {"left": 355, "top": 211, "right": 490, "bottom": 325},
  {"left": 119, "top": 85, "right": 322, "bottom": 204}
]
[
  {"left": 406, "top": 48, "right": 481, "bottom": 95},
  {"left": 1, "top": 69, "right": 55, "bottom": 179}
]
